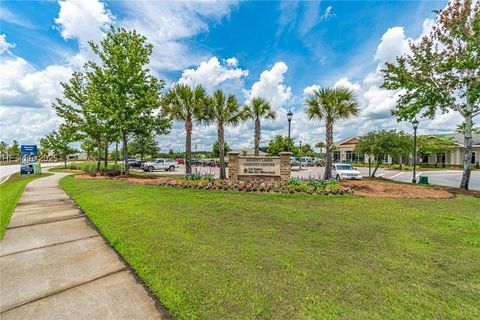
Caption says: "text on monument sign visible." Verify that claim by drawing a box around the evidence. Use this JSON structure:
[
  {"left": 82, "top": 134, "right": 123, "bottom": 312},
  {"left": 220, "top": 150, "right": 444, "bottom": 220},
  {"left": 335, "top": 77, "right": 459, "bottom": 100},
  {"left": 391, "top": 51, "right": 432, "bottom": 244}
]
[{"left": 238, "top": 157, "right": 281, "bottom": 176}]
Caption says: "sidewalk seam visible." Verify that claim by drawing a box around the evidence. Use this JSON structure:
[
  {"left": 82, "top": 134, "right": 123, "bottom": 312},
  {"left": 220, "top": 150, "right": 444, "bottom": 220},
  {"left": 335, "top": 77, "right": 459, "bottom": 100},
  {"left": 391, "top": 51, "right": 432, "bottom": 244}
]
[
  {"left": 0, "top": 268, "right": 128, "bottom": 314},
  {"left": 7, "top": 215, "right": 85, "bottom": 230},
  {"left": 0, "top": 235, "right": 101, "bottom": 257}
]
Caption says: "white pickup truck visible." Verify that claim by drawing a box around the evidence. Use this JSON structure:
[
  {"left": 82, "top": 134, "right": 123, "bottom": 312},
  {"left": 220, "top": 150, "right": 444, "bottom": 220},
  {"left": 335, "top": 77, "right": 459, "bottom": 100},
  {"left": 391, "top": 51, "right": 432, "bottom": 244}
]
[{"left": 142, "top": 158, "right": 179, "bottom": 172}]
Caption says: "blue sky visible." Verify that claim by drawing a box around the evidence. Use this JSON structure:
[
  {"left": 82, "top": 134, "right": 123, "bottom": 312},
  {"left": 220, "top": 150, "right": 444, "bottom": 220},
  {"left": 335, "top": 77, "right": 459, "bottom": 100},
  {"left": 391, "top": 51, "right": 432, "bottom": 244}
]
[{"left": 2, "top": 0, "right": 460, "bottom": 151}]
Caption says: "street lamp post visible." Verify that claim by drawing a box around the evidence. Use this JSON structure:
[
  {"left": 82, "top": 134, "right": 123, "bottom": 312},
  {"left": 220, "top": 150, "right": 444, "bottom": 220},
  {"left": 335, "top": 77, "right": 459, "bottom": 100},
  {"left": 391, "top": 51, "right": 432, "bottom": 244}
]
[
  {"left": 299, "top": 140, "right": 302, "bottom": 171},
  {"left": 412, "top": 118, "right": 419, "bottom": 184},
  {"left": 287, "top": 110, "right": 293, "bottom": 152}
]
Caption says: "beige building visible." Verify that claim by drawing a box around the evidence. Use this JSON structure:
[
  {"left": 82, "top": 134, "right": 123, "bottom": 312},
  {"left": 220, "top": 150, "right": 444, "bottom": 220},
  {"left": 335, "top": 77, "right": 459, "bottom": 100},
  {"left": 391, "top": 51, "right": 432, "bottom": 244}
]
[{"left": 334, "top": 133, "right": 480, "bottom": 166}]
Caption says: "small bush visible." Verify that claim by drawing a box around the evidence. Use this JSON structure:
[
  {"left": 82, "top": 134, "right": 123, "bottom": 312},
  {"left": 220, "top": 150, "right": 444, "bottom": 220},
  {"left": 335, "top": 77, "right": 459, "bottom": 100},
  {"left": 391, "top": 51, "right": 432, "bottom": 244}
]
[{"left": 184, "top": 170, "right": 214, "bottom": 181}]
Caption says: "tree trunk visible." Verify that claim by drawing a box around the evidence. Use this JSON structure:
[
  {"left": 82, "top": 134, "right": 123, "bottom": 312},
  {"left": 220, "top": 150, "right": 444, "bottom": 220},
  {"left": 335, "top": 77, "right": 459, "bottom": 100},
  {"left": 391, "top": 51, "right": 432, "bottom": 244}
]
[
  {"left": 104, "top": 142, "right": 108, "bottom": 168},
  {"left": 372, "top": 159, "right": 381, "bottom": 177},
  {"left": 97, "top": 140, "right": 102, "bottom": 171},
  {"left": 218, "top": 124, "right": 226, "bottom": 179},
  {"left": 254, "top": 118, "right": 261, "bottom": 156},
  {"left": 185, "top": 120, "right": 192, "bottom": 174},
  {"left": 114, "top": 141, "right": 118, "bottom": 165},
  {"left": 64, "top": 157, "right": 67, "bottom": 168},
  {"left": 399, "top": 156, "right": 403, "bottom": 170},
  {"left": 123, "top": 134, "right": 129, "bottom": 175},
  {"left": 324, "top": 120, "right": 334, "bottom": 179},
  {"left": 460, "top": 113, "right": 473, "bottom": 189}
]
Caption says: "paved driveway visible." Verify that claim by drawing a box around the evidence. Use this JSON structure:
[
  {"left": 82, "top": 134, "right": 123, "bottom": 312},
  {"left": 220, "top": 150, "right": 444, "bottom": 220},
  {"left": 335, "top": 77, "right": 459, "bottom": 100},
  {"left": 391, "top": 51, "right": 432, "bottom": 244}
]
[
  {"left": 293, "top": 166, "right": 480, "bottom": 191},
  {"left": 0, "top": 162, "right": 63, "bottom": 183}
]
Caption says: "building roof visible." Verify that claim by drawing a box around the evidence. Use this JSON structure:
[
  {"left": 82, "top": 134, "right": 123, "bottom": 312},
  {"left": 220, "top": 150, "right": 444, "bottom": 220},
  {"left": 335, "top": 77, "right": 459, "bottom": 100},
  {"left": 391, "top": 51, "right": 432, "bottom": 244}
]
[
  {"left": 428, "top": 133, "right": 480, "bottom": 146},
  {"left": 333, "top": 136, "right": 361, "bottom": 146},
  {"left": 334, "top": 133, "right": 480, "bottom": 147}
]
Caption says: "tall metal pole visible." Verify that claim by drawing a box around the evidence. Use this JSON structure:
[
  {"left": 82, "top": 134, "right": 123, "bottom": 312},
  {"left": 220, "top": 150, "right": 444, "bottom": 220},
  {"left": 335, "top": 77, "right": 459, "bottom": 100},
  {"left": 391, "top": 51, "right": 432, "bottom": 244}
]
[
  {"left": 412, "top": 127, "right": 417, "bottom": 184},
  {"left": 288, "top": 119, "right": 291, "bottom": 152},
  {"left": 299, "top": 140, "right": 302, "bottom": 171}
]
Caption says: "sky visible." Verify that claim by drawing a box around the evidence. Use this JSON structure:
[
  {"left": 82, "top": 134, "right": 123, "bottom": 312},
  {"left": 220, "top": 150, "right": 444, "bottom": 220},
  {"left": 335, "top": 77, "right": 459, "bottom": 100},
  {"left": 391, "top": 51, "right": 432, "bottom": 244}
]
[{"left": 1, "top": 0, "right": 472, "bottom": 152}]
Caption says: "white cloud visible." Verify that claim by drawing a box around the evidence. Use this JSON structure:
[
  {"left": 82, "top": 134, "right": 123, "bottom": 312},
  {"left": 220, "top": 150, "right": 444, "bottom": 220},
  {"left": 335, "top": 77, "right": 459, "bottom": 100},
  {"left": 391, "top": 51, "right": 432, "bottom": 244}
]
[
  {"left": 225, "top": 57, "right": 239, "bottom": 67},
  {"left": 244, "top": 62, "right": 292, "bottom": 109},
  {"left": 333, "top": 77, "right": 361, "bottom": 92},
  {"left": 303, "top": 84, "right": 321, "bottom": 96},
  {"left": 55, "top": 0, "right": 113, "bottom": 47},
  {"left": 118, "top": 0, "right": 239, "bottom": 72},
  {"left": 374, "top": 27, "right": 410, "bottom": 64},
  {"left": 0, "top": 57, "right": 71, "bottom": 109},
  {"left": 178, "top": 56, "right": 248, "bottom": 92},
  {"left": 0, "top": 7, "right": 35, "bottom": 29},
  {"left": 0, "top": 56, "right": 71, "bottom": 143},
  {"left": 321, "top": 6, "right": 333, "bottom": 20},
  {"left": 0, "top": 34, "right": 15, "bottom": 54}
]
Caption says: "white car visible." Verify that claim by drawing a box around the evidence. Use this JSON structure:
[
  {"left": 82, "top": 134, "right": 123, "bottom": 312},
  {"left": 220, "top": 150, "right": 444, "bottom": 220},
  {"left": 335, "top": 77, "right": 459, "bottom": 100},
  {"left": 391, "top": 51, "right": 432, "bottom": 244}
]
[
  {"left": 142, "top": 158, "right": 179, "bottom": 172},
  {"left": 332, "top": 163, "right": 363, "bottom": 180}
]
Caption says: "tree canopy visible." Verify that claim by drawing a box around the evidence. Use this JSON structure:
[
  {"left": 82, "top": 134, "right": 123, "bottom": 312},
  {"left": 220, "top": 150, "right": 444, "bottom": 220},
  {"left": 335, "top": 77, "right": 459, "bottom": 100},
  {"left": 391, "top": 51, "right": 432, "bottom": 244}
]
[
  {"left": 39, "top": 126, "right": 77, "bottom": 167},
  {"left": 382, "top": 0, "right": 479, "bottom": 188},
  {"left": 267, "top": 135, "right": 296, "bottom": 156},
  {"left": 417, "top": 136, "right": 457, "bottom": 155}
]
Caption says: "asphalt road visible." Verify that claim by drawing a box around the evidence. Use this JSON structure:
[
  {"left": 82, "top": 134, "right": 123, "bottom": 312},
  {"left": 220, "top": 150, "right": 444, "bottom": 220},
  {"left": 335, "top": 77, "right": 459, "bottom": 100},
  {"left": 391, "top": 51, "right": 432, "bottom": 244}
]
[
  {"left": 0, "top": 162, "right": 63, "bottom": 183},
  {"left": 293, "top": 166, "right": 480, "bottom": 191},
  {"left": 135, "top": 164, "right": 480, "bottom": 191}
]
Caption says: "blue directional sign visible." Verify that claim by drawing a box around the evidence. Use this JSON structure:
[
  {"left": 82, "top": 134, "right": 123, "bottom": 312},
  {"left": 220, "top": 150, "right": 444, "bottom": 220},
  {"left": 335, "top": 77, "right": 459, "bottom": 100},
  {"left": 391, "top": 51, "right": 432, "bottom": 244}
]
[{"left": 20, "top": 145, "right": 38, "bottom": 175}]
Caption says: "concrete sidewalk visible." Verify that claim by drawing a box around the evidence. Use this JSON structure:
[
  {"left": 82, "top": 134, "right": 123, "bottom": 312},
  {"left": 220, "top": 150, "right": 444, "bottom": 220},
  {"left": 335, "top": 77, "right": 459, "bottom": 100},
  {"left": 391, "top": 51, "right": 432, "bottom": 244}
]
[{"left": 0, "top": 173, "right": 170, "bottom": 320}]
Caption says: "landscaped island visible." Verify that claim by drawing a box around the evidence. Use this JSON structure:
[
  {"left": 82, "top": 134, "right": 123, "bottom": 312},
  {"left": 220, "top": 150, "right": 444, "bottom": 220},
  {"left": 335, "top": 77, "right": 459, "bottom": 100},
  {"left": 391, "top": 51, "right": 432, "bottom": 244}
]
[{"left": 60, "top": 175, "right": 480, "bottom": 320}]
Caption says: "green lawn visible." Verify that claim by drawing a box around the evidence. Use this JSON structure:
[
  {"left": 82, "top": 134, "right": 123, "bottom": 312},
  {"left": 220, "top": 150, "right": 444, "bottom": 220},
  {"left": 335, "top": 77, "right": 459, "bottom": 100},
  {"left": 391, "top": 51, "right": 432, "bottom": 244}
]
[
  {"left": 60, "top": 176, "right": 480, "bottom": 320},
  {"left": 1, "top": 173, "right": 52, "bottom": 238}
]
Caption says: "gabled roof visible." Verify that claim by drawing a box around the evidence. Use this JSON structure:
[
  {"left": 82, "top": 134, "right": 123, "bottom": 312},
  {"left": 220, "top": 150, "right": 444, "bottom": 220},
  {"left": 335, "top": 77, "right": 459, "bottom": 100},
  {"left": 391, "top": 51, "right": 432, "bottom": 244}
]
[
  {"left": 428, "top": 133, "right": 480, "bottom": 146},
  {"left": 334, "top": 136, "right": 361, "bottom": 146},
  {"left": 333, "top": 133, "right": 480, "bottom": 147}
]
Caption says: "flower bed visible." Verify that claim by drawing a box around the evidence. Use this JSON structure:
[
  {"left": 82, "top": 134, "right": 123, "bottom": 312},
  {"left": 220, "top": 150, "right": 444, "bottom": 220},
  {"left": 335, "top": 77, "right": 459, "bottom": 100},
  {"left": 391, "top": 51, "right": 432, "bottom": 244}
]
[{"left": 155, "top": 176, "right": 352, "bottom": 195}]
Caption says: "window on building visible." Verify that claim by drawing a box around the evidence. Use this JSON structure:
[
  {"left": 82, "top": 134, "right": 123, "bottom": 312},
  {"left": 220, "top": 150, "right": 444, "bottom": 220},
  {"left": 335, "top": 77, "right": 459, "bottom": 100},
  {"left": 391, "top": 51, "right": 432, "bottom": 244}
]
[
  {"left": 353, "top": 152, "right": 364, "bottom": 163},
  {"left": 333, "top": 151, "right": 340, "bottom": 162},
  {"left": 472, "top": 152, "right": 476, "bottom": 164},
  {"left": 346, "top": 151, "right": 353, "bottom": 162},
  {"left": 437, "top": 153, "right": 446, "bottom": 166},
  {"left": 421, "top": 154, "right": 429, "bottom": 163}
]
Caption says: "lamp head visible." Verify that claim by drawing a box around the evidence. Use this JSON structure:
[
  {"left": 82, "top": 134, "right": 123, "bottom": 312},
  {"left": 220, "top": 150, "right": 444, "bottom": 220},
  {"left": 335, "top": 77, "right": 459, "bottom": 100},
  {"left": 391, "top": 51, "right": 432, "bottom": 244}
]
[
  {"left": 412, "top": 118, "right": 419, "bottom": 130},
  {"left": 287, "top": 110, "right": 293, "bottom": 121}
]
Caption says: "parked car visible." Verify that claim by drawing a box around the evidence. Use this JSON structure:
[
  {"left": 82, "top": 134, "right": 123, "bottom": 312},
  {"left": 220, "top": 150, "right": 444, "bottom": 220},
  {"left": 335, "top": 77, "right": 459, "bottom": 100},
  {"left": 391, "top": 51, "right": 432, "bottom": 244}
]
[
  {"left": 191, "top": 158, "right": 202, "bottom": 166},
  {"left": 300, "top": 157, "right": 315, "bottom": 167},
  {"left": 314, "top": 158, "right": 325, "bottom": 167},
  {"left": 127, "top": 159, "right": 142, "bottom": 168},
  {"left": 290, "top": 157, "right": 300, "bottom": 167},
  {"left": 332, "top": 163, "right": 362, "bottom": 180},
  {"left": 176, "top": 158, "right": 185, "bottom": 165},
  {"left": 142, "top": 158, "right": 179, "bottom": 172},
  {"left": 202, "top": 159, "right": 219, "bottom": 167}
]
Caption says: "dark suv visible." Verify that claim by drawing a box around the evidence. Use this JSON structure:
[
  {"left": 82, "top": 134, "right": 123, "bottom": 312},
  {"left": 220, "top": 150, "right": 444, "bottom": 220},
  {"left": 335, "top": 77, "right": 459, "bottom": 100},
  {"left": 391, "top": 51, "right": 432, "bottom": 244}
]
[{"left": 127, "top": 159, "right": 142, "bottom": 168}]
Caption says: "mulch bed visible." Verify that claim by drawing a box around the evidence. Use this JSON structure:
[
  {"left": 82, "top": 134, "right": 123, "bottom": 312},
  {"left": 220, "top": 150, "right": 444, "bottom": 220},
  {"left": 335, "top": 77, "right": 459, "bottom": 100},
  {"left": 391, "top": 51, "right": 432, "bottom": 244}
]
[{"left": 339, "top": 180, "right": 456, "bottom": 199}]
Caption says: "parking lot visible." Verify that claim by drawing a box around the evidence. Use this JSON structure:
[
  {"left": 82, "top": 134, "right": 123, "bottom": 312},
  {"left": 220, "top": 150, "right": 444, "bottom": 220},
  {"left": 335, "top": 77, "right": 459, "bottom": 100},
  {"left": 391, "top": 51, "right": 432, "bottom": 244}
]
[{"left": 134, "top": 164, "right": 480, "bottom": 191}]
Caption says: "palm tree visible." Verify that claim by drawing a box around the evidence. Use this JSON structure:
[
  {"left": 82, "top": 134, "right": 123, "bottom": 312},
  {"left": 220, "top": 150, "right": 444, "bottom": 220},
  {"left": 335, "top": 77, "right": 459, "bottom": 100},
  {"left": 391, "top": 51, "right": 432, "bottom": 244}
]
[
  {"left": 304, "top": 86, "right": 359, "bottom": 179},
  {"left": 204, "top": 90, "right": 244, "bottom": 179},
  {"left": 315, "top": 141, "right": 326, "bottom": 154},
  {"left": 243, "top": 97, "right": 277, "bottom": 156},
  {"left": 162, "top": 84, "right": 207, "bottom": 174}
]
